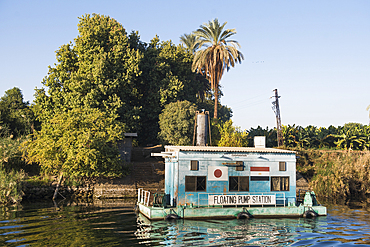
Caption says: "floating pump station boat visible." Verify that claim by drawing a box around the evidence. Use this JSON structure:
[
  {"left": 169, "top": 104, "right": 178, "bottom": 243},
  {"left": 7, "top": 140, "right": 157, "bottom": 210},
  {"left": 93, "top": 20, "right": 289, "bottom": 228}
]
[{"left": 136, "top": 111, "right": 326, "bottom": 220}]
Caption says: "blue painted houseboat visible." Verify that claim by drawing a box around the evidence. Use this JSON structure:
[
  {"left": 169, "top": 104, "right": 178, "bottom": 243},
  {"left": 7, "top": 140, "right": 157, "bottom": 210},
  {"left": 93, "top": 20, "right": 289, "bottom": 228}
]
[{"left": 137, "top": 138, "right": 326, "bottom": 220}]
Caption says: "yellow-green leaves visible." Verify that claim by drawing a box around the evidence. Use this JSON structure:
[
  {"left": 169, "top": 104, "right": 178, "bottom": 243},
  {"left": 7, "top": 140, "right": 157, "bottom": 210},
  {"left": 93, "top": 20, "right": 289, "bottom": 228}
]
[{"left": 23, "top": 108, "right": 125, "bottom": 178}]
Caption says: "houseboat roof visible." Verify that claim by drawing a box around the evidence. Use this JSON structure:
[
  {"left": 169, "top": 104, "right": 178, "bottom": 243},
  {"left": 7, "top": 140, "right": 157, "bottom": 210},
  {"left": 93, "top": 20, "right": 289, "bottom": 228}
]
[{"left": 164, "top": 146, "right": 296, "bottom": 154}]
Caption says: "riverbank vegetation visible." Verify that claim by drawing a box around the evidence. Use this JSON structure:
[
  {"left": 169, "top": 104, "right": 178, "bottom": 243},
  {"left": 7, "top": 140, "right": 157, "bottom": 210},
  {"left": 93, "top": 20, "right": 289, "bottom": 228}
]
[{"left": 296, "top": 149, "right": 370, "bottom": 202}]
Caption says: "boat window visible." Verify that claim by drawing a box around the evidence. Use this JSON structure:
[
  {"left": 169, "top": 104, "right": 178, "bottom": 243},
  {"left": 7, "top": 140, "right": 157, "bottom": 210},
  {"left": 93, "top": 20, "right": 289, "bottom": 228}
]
[
  {"left": 271, "top": 177, "right": 289, "bottom": 191},
  {"left": 279, "top": 162, "right": 286, "bottom": 171},
  {"left": 235, "top": 161, "right": 244, "bottom": 171},
  {"left": 229, "top": 176, "right": 249, "bottom": 191},
  {"left": 185, "top": 176, "right": 206, "bottom": 192},
  {"left": 190, "top": 160, "right": 199, "bottom": 170}
]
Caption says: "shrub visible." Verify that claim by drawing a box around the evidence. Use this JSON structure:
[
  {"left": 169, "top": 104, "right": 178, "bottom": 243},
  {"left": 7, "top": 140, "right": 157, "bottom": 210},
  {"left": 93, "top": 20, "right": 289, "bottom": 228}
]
[{"left": 0, "top": 167, "right": 24, "bottom": 204}]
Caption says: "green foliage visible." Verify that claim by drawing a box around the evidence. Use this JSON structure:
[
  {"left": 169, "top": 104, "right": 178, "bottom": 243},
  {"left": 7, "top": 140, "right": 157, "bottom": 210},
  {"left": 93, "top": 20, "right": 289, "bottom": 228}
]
[
  {"left": 0, "top": 136, "right": 33, "bottom": 173},
  {"left": 23, "top": 108, "right": 125, "bottom": 178},
  {"left": 0, "top": 134, "right": 37, "bottom": 205},
  {"left": 134, "top": 37, "right": 205, "bottom": 145},
  {"left": 0, "top": 167, "right": 24, "bottom": 205},
  {"left": 27, "top": 14, "right": 141, "bottom": 178},
  {"left": 197, "top": 99, "right": 232, "bottom": 123},
  {"left": 281, "top": 123, "right": 370, "bottom": 151},
  {"left": 158, "top": 101, "right": 197, "bottom": 145},
  {"left": 25, "top": 176, "right": 53, "bottom": 187},
  {"left": 0, "top": 87, "right": 35, "bottom": 137},
  {"left": 296, "top": 149, "right": 370, "bottom": 200},
  {"left": 34, "top": 13, "right": 142, "bottom": 124},
  {"left": 180, "top": 33, "right": 200, "bottom": 54},
  {"left": 216, "top": 120, "right": 248, "bottom": 147},
  {"left": 247, "top": 126, "right": 277, "bottom": 147}
]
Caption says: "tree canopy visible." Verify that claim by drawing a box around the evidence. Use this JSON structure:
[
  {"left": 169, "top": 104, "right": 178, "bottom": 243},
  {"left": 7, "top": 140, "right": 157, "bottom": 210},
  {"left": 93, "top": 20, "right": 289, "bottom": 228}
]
[
  {"left": 158, "top": 100, "right": 197, "bottom": 146},
  {"left": 23, "top": 108, "right": 125, "bottom": 177},
  {"left": 34, "top": 14, "right": 142, "bottom": 124},
  {"left": 24, "top": 14, "right": 233, "bottom": 178},
  {"left": 27, "top": 14, "right": 140, "bottom": 178},
  {"left": 0, "top": 87, "right": 34, "bottom": 137}
]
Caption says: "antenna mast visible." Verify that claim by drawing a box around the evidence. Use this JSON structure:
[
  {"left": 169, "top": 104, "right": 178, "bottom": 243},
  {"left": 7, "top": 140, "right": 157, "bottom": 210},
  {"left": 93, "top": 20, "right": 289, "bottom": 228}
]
[{"left": 271, "top": 89, "right": 283, "bottom": 147}]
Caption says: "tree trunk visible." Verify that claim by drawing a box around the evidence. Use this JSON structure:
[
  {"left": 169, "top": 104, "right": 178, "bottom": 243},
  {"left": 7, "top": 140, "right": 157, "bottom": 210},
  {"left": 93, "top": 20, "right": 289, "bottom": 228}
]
[
  {"left": 53, "top": 172, "right": 64, "bottom": 200},
  {"left": 213, "top": 88, "right": 218, "bottom": 119}
]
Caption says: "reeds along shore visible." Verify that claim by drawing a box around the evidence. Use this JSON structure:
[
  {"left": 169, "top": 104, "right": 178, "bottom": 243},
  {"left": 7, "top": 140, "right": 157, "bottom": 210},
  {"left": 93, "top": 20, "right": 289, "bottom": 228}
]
[{"left": 296, "top": 149, "right": 370, "bottom": 201}]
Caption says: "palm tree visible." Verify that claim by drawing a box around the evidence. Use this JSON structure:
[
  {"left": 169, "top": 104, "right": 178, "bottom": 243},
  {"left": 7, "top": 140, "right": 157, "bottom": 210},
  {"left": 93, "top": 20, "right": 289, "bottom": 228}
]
[
  {"left": 367, "top": 105, "right": 370, "bottom": 125},
  {"left": 180, "top": 33, "right": 199, "bottom": 54},
  {"left": 180, "top": 33, "right": 210, "bottom": 102},
  {"left": 192, "top": 18, "right": 244, "bottom": 119}
]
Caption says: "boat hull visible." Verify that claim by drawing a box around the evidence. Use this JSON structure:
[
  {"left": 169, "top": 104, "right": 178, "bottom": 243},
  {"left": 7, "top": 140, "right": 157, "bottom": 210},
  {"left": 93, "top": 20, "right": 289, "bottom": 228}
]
[{"left": 137, "top": 202, "right": 327, "bottom": 220}]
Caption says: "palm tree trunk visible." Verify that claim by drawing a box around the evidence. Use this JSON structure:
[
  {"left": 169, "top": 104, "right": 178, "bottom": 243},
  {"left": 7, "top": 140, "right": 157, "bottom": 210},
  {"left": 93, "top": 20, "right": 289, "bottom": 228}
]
[{"left": 214, "top": 88, "right": 218, "bottom": 119}]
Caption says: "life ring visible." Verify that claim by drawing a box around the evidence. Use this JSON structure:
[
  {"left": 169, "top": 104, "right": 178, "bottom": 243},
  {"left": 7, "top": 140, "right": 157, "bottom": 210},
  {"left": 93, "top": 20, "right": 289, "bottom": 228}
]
[
  {"left": 237, "top": 212, "right": 251, "bottom": 219},
  {"left": 303, "top": 210, "right": 318, "bottom": 218},
  {"left": 165, "top": 214, "right": 179, "bottom": 221}
]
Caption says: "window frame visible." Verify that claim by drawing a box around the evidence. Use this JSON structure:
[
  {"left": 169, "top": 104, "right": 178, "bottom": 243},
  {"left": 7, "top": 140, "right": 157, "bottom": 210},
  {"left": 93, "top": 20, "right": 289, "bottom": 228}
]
[
  {"left": 279, "top": 162, "right": 286, "bottom": 171},
  {"left": 190, "top": 160, "right": 199, "bottom": 171},
  {"left": 229, "top": 176, "right": 249, "bottom": 192},
  {"left": 271, "top": 176, "right": 290, "bottom": 191},
  {"left": 185, "top": 176, "right": 206, "bottom": 192},
  {"left": 235, "top": 161, "right": 244, "bottom": 171}
]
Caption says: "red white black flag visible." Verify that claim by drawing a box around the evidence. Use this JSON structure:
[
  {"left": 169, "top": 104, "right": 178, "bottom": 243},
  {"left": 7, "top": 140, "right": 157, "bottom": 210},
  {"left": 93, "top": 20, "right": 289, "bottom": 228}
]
[
  {"left": 208, "top": 166, "right": 228, "bottom": 181},
  {"left": 250, "top": 167, "right": 270, "bottom": 181}
]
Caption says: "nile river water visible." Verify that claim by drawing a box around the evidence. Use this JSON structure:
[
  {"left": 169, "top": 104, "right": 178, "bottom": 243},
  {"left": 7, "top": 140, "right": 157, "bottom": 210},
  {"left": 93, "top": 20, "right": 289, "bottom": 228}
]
[{"left": 1, "top": 199, "right": 370, "bottom": 246}]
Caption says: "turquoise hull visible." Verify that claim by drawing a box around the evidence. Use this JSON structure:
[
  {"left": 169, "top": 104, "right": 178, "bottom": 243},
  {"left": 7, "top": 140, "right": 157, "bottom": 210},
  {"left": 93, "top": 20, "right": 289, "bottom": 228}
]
[{"left": 138, "top": 202, "right": 327, "bottom": 220}]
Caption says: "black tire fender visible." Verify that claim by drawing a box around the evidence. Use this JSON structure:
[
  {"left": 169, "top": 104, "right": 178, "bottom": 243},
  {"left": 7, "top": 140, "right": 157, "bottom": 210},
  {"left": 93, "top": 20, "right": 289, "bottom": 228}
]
[
  {"left": 237, "top": 212, "right": 251, "bottom": 219},
  {"left": 165, "top": 214, "right": 179, "bottom": 221},
  {"left": 303, "top": 210, "right": 318, "bottom": 218}
]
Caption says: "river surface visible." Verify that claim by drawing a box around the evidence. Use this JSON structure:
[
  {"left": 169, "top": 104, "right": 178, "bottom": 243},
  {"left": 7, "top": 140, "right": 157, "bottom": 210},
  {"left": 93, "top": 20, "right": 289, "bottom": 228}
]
[{"left": 1, "top": 199, "right": 370, "bottom": 246}]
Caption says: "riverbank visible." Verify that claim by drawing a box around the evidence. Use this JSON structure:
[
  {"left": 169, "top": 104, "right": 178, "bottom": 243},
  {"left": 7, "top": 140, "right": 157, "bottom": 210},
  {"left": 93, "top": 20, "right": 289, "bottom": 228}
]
[
  {"left": 10, "top": 147, "right": 370, "bottom": 204},
  {"left": 294, "top": 148, "right": 370, "bottom": 202},
  {"left": 20, "top": 145, "right": 165, "bottom": 202}
]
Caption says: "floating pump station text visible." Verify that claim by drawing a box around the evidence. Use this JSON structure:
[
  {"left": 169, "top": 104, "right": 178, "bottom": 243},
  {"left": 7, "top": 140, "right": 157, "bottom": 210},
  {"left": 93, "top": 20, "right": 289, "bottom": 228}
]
[{"left": 209, "top": 195, "right": 276, "bottom": 205}]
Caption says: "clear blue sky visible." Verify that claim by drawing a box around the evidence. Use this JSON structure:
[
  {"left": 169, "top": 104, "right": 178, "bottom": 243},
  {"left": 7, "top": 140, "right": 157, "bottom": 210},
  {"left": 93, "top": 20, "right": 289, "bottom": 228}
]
[{"left": 1, "top": 0, "right": 369, "bottom": 130}]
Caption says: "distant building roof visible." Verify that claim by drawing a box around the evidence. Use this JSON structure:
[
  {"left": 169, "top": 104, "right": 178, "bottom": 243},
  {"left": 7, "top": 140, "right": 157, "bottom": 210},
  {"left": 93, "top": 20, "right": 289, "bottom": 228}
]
[{"left": 165, "top": 146, "right": 295, "bottom": 154}]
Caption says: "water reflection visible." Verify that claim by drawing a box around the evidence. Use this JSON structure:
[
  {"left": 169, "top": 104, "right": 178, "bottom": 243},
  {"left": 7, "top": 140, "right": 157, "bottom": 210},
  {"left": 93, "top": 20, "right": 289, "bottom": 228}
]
[
  {"left": 136, "top": 213, "right": 322, "bottom": 246},
  {"left": 135, "top": 203, "right": 370, "bottom": 246},
  {"left": 0, "top": 200, "right": 370, "bottom": 246}
]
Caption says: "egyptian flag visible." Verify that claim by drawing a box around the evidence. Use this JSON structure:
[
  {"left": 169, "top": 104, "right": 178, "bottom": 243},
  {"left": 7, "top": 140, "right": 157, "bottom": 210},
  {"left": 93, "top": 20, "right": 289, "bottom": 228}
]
[
  {"left": 208, "top": 166, "right": 228, "bottom": 181},
  {"left": 250, "top": 167, "right": 269, "bottom": 181}
]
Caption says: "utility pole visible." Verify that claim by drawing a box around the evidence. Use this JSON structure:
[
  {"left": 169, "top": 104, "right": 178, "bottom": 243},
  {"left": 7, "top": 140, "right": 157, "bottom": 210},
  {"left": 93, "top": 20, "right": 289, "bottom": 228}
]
[{"left": 271, "top": 89, "right": 283, "bottom": 147}]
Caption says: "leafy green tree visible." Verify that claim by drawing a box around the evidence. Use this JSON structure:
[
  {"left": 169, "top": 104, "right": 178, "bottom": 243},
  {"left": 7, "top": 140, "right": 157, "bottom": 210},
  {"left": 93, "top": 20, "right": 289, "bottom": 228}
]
[
  {"left": 27, "top": 14, "right": 139, "bottom": 179},
  {"left": 0, "top": 87, "right": 34, "bottom": 137},
  {"left": 158, "top": 100, "right": 197, "bottom": 145},
  {"left": 217, "top": 120, "right": 248, "bottom": 147},
  {"left": 192, "top": 18, "right": 244, "bottom": 119},
  {"left": 134, "top": 37, "right": 204, "bottom": 145},
  {"left": 23, "top": 108, "right": 125, "bottom": 178},
  {"left": 34, "top": 14, "right": 141, "bottom": 126}
]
